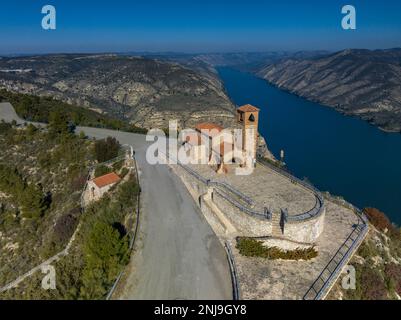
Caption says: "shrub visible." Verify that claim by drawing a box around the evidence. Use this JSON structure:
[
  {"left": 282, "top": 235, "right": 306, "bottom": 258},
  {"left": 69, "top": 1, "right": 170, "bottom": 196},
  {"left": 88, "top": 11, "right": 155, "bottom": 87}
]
[
  {"left": 363, "top": 208, "right": 396, "bottom": 234},
  {"left": 0, "top": 164, "right": 48, "bottom": 219},
  {"left": 384, "top": 263, "right": 401, "bottom": 296},
  {"left": 112, "top": 160, "right": 124, "bottom": 171},
  {"left": 120, "top": 167, "right": 129, "bottom": 179},
  {"left": 359, "top": 265, "right": 388, "bottom": 300},
  {"left": 53, "top": 208, "right": 80, "bottom": 245},
  {"left": 236, "top": 237, "right": 318, "bottom": 260},
  {"left": 70, "top": 173, "right": 88, "bottom": 192},
  {"left": 357, "top": 241, "right": 377, "bottom": 259},
  {"left": 0, "top": 89, "right": 147, "bottom": 134},
  {"left": 94, "top": 137, "right": 120, "bottom": 163},
  {"left": 0, "top": 122, "right": 12, "bottom": 134},
  {"left": 38, "top": 152, "right": 52, "bottom": 169},
  {"left": 116, "top": 176, "right": 139, "bottom": 211},
  {"left": 48, "top": 111, "right": 71, "bottom": 136},
  {"left": 80, "top": 221, "right": 129, "bottom": 299},
  {"left": 94, "top": 165, "right": 112, "bottom": 178}
]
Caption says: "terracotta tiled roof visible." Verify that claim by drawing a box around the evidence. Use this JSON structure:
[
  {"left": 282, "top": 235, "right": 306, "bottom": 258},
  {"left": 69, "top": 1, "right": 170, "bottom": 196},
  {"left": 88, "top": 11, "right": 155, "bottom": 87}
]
[
  {"left": 92, "top": 172, "right": 121, "bottom": 188},
  {"left": 237, "top": 104, "right": 260, "bottom": 112},
  {"left": 195, "top": 123, "right": 223, "bottom": 138}
]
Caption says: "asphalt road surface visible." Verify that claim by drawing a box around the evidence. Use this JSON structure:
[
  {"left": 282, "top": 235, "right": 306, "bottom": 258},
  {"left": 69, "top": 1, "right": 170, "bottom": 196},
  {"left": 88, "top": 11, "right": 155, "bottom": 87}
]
[{"left": 0, "top": 102, "right": 232, "bottom": 300}]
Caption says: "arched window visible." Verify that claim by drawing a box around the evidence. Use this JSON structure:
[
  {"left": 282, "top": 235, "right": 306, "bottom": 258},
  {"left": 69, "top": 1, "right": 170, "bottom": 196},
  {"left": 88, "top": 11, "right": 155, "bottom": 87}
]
[{"left": 248, "top": 113, "right": 255, "bottom": 122}]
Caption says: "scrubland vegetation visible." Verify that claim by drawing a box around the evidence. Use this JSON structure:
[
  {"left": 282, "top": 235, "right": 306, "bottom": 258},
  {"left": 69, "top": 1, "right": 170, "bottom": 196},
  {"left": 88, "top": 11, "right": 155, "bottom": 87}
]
[
  {"left": 329, "top": 208, "right": 401, "bottom": 300},
  {"left": 236, "top": 237, "right": 318, "bottom": 261},
  {"left": 0, "top": 114, "right": 139, "bottom": 299},
  {"left": 0, "top": 89, "right": 147, "bottom": 134}
]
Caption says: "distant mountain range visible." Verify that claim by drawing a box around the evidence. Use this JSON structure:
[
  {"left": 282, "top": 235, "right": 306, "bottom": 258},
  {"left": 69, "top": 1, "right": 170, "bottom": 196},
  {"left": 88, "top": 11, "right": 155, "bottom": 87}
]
[
  {"left": 0, "top": 54, "right": 236, "bottom": 129},
  {"left": 257, "top": 49, "right": 401, "bottom": 132},
  {"left": 142, "top": 51, "right": 329, "bottom": 72},
  {"left": 1, "top": 49, "right": 401, "bottom": 133}
]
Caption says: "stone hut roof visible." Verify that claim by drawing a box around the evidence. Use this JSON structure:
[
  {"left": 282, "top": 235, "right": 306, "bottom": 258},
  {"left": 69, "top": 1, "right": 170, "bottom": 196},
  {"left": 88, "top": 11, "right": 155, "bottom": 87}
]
[{"left": 92, "top": 172, "right": 121, "bottom": 188}]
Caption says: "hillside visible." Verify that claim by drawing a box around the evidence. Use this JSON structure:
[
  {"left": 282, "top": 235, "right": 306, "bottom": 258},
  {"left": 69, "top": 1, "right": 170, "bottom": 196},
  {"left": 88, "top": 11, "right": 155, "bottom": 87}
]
[
  {"left": 257, "top": 49, "right": 401, "bottom": 132},
  {"left": 0, "top": 120, "right": 140, "bottom": 299},
  {"left": 0, "top": 121, "right": 94, "bottom": 287},
  {"left": 328, "top": 208, "right": 401, "bottom": 300},
  {"left": 0, "top": 89, "right": 147, "bottom": 133},
  {"left": 0, "top": 54, "right": 236, "bottom": 129}
]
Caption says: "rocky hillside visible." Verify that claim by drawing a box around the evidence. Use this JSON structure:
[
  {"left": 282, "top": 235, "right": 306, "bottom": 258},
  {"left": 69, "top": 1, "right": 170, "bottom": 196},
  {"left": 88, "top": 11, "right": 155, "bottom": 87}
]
[
  {"left": 328, "top": 208, "right": 401, "bottom": 300},
  {"left": 0, "top": 121, "right": 94, "bottom": 287},
  {"left": 0, "top": 54, "right": 236, "bottom": 129},
  {"left": 258, "top": 49, "right": 401, "bottom": 132}
]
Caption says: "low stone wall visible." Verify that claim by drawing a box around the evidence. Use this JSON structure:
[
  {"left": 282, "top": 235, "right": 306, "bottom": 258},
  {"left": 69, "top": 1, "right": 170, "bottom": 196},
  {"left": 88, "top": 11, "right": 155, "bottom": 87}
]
[
  {"left": 281, "top": 209, "right": 326, "bottom": 243},
  {"left": 168, "top": 161, "right": 325, "bottom": 244},
  {"left": 199, "top": 196, "right": 228, "bottom": 236},
  {"left": 212, "top": 190, "right": 272, "bottom": 236}
]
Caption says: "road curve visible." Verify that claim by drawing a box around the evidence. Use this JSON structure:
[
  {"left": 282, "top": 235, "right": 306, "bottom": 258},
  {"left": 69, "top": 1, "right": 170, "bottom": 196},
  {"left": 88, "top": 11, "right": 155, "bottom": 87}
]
[{"left": 0, "top": 102, "right": 232, "bottom": 300}]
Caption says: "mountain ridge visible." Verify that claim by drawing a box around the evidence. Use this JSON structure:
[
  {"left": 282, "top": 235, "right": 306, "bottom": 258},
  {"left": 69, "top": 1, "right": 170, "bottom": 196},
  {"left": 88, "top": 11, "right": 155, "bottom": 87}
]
[
  {"left": 0, "top": 54, "right": 237, "bottom": 129},
  {"left": 257, "top": 48, "right": 401, "bottom": 132}
]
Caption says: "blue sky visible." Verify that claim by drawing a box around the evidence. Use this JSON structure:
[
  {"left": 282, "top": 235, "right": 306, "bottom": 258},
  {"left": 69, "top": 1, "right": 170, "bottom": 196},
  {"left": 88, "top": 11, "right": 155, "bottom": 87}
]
[{"left": 0, "top": 0, "right": 400, "bottom": 54}]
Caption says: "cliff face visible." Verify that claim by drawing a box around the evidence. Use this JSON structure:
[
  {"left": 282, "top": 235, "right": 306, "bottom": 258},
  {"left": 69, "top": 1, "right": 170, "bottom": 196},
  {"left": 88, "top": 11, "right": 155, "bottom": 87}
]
[
  {"left": 257, "top": 49, "right": 401, "bottom": 132},
  {"left": 0, "top": 54, "right": 237, "bottom": 129}
]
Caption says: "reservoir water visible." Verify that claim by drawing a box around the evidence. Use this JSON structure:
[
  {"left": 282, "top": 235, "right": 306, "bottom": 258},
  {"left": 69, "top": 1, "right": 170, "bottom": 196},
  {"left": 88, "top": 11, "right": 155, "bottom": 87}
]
[{"left": 218, "top": 67, "right": 401, "bottom": 225}]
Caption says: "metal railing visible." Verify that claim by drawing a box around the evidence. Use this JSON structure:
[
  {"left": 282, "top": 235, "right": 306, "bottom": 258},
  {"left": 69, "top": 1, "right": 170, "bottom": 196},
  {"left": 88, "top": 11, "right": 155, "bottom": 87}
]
[
  {"left": 161, "top": 151, "right": 324, "bottom": 223},
  {"left": 174, "top": 160, "right": 269, "bottom": 219},
  {"left": 209, "top": 181, "right": 255, "bottom": 206},
  {"left": 257, "top": 157, "right": 320, "bottom": 193},
  {"left": 106, "top": 149, "right": 141, "bottom": 300},
  {"left": 214, "top": 188, "right": 269, "bottom": 220},
  {"left": 257, "top": 157, "right": 325, "bottom": 222},
  {"left": 303, "top": 209, "right": 369, "bottom": 300},
  {"left": 286, "top": 193, "right": 324, "bottom": 222},
  {"left": 224, "top": 242, "right": 241, "bottom": 300}
]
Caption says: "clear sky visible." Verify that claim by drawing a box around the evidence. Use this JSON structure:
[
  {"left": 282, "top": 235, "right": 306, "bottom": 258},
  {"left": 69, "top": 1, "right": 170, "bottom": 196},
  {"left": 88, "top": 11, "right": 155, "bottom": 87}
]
[{"left": 0, "top": 0, "right": 400, "bottom": 54}]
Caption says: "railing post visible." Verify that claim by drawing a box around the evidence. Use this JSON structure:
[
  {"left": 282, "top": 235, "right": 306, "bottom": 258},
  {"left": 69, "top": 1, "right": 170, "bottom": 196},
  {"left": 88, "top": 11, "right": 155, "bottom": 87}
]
[{"left": 264, "top": 207, "right": 270, "bottom": 220}]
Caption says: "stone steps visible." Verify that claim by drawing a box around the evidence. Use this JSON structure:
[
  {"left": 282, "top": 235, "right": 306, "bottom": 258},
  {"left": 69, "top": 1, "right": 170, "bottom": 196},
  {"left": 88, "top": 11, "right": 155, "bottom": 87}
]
[{"left": 271, "top": 212, "right": 282, "bottom": 237}]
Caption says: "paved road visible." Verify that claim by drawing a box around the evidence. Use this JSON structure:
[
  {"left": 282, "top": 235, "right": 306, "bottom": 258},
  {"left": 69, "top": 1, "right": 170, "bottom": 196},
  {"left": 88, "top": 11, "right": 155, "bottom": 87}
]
[{"left": 0, "top": 102, "right": 232, "bottom": 300}]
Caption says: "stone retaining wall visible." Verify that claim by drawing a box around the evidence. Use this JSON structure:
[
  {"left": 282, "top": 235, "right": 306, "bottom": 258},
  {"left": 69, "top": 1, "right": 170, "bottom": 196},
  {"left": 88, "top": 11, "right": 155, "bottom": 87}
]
[
  {"left": 168, "top": 161, "right": 324, "bottom": 244},
  {"left": 281, "top": 209, "right": 326, "bottom": 243},
  {"left": 212, "top": 190, "right": 272, "bottom": 236}
]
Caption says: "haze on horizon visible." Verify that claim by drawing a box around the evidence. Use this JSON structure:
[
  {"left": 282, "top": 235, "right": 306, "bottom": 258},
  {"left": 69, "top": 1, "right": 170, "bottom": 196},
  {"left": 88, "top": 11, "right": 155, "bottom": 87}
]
[{"left": 0, "top": 0, "right": 400, "bottom": 55}]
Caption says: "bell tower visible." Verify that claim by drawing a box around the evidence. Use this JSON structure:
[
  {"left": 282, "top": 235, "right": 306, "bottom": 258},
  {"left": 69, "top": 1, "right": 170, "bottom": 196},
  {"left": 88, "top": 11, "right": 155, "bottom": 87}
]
[{"left": 237, "top": 104, "right": 260, "bottom": 160}]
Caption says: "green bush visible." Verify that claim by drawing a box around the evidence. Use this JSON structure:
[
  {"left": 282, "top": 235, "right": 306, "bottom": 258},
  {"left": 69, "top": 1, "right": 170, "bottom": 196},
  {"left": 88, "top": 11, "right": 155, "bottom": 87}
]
[
  {"left": 94, "top": 165, "right": 112, "bottom": 178},
  {"left": 0, "top": 89, "right": 147, "bottom": 134},
  {"left": 0, "top": 164, "right": 48, "bottom": 219},
  {"left": 236, "top": 237, "right": 318, "bottom": 260},
  {"left": 117, "top": 176, "right": 139, "bottom": 209},
  {"left": 94, "top": 137, "right": 120, "bottom": 163},
  {"left": 0, "top": 123, "right": 95, "bottom": 287},
  {"left": 80, "top": 221, "right": 129, "bottom": 299},
  {"left": 112, "top": 160, "right": 124, "bottom": 171},
  {"left": 120, "top": 167, "right": 129, "bottom": 179},
  {"left": 0, "top": 122, "right": 12, "bottom": 134},
  {"left": 0, "top": 121, "right": 141, "bottom": 299}
]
